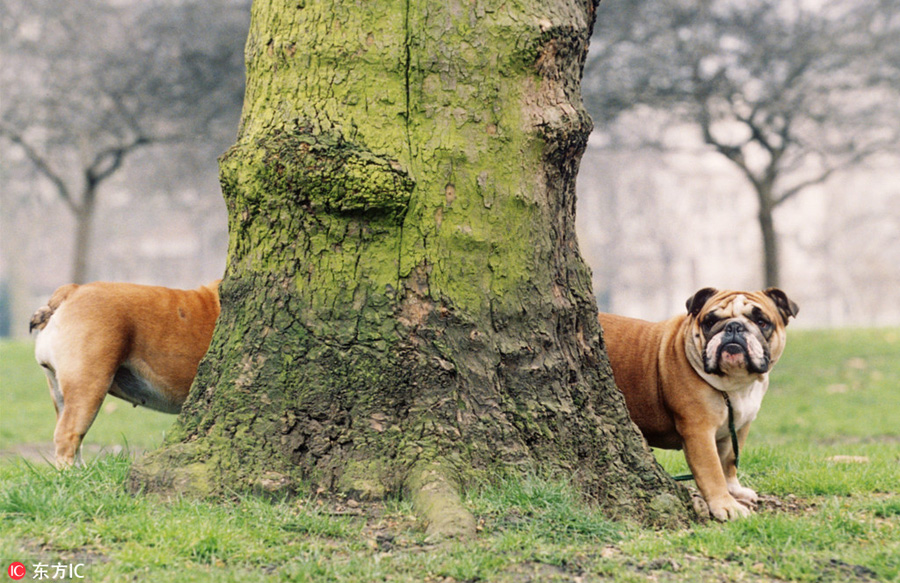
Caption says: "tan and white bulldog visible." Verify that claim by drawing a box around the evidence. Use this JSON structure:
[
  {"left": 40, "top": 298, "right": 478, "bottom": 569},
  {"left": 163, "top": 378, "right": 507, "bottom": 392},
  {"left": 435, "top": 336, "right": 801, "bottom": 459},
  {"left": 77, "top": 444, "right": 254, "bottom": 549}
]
[
  {"left": 599, "top": 288, "right": 798, "bottom": 520},
  {"left": 30, "top": 280, "right": 221, "bottom": 466}
]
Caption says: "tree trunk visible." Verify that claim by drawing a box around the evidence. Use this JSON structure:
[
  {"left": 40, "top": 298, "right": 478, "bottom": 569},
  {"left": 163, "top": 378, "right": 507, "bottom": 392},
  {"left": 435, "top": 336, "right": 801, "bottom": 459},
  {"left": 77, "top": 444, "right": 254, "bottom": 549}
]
[
  {"left": 71, "top": 187, "right": 97, "bottom": 284},
  {"left": 757, "top": 188, "right": 780, "bottom": 288},
  {"left": 130, "top": 0, "right": 690, "bottom": 531}
]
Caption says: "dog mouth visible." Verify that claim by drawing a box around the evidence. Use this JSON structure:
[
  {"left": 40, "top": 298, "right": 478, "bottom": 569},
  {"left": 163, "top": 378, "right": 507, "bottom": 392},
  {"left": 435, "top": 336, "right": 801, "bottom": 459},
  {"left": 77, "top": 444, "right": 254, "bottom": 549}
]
[
  {"left": 719, "top": 342, "right": 748, "bottom": 366},
  {"left": 704, "top": 341, "right": 746, "bottom": 375},
  {"left": 706, "top": 338, "right": 770, "bottom": 375}
]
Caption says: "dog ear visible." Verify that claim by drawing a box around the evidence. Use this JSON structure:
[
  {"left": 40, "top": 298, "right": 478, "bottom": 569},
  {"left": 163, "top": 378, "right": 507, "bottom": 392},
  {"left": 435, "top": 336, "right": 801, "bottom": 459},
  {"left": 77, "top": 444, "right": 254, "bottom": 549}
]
[
  {"left": 685, "top": 288, "right": 718, "bottom": 316},
  {"left": 764, "top": 288, "right": 799, "bottom": 324}
]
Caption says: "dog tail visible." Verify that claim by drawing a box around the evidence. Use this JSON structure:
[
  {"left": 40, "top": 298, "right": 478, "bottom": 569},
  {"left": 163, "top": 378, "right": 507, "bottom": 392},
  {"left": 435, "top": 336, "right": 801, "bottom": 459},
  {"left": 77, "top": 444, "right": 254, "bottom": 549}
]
[{"left": 29, "top": 284, "right": 79, "bottom": 333}]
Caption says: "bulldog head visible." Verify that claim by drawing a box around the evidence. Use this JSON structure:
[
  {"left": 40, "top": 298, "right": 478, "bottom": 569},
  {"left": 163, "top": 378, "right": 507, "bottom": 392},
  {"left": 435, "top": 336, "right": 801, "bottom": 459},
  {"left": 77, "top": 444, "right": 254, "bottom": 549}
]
[{"left": 685, "top": 288, "right": 799, "bottom": 382}]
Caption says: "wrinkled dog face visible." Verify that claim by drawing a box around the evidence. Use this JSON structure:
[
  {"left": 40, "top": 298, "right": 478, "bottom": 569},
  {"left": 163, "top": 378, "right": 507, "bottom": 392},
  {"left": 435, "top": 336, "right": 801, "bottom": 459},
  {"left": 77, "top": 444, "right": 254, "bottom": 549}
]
[
  {"left": 686, "top": 288, "right": 799, "bottom": 379},
  {"left": 699, "top": 297, "right": 775, "bottom": 375}
]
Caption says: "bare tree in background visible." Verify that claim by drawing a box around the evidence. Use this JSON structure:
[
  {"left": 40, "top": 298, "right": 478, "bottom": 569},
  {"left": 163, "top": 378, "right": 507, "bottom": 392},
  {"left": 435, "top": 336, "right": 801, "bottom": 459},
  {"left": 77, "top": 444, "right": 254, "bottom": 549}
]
[
  {"left": 0, "top": 0, "right": 247, "bottom": 283},
  {"left": 585, "top": 0, "right": 900, "bottom": 288}
]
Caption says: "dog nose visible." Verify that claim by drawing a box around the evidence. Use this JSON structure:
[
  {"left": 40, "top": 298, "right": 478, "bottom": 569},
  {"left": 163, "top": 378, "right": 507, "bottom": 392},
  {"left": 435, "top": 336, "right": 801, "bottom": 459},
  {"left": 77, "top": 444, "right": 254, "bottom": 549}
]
[{"left": 725, "top": 321, "right": 745, "bottom": 335}]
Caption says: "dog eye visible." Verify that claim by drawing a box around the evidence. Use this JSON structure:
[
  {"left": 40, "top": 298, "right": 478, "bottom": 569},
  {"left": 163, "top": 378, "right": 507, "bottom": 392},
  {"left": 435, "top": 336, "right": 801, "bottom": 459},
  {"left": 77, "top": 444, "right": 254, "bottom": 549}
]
[
  {"left": 756, "top": 317, "right": 771, "bottom": 329},
  {"left": 701, "top": 316, "right": 717, "bottom": 331}
]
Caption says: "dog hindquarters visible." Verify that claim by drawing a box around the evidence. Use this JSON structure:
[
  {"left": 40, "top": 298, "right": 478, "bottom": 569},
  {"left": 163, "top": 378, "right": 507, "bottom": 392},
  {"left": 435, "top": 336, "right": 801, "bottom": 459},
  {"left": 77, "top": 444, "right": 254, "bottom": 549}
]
[{"left": 36, "top": 311, "right": 124, "bottom": 467}]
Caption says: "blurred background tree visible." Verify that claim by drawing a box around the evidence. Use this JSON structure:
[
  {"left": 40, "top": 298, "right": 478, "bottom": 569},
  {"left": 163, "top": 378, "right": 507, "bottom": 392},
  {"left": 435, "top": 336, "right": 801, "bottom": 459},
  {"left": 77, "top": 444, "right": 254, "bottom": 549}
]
[
  {"left": 584, "top": 0, "right": 900, "bottom": 289},
  {"left": 0, "top": 0, "right": 250, "bottom": 334},
  {"left": 0, "top": 0, "right": 248, "bottom": 281}
]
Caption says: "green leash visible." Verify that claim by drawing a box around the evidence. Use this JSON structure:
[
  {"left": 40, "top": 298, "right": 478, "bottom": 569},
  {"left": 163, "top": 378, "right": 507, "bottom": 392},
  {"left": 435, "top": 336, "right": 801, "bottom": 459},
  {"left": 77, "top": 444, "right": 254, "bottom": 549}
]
[{"left": 672, "top": 392, "right": 738, "bottom": 482}]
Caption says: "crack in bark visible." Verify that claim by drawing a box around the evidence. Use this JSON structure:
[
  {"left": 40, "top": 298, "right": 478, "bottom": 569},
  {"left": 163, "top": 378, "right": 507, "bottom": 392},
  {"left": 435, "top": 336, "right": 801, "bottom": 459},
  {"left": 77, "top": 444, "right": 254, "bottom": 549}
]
[
  {"left": 396, "top": 0, "right": 415, "bottom": 290},
  {"left": 403, "top": 0, "right": 413, "bottom": 152}
]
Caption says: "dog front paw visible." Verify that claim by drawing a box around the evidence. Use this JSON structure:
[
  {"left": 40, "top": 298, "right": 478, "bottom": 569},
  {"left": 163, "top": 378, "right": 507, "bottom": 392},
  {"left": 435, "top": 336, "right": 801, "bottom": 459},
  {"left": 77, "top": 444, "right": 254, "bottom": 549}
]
[
  {"left": 728, "top": 483, "right": 758, "bottom": 505},
  {"left": 708, "top": 495, "right": 753, "bottom": 521}
]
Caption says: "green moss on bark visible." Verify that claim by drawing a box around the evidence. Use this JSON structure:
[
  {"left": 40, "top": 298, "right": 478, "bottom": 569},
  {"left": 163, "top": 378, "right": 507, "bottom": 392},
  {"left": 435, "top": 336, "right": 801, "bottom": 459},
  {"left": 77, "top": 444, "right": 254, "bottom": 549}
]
[{"left": 221, "top": 130, "right": 413, "bottom": 221}]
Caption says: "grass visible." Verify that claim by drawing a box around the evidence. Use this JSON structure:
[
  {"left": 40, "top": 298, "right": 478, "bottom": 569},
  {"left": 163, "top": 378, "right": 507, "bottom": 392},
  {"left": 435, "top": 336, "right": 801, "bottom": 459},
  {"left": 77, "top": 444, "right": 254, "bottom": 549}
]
[{"left": 1, "top": 329, "right": 899, "bottom": 582}]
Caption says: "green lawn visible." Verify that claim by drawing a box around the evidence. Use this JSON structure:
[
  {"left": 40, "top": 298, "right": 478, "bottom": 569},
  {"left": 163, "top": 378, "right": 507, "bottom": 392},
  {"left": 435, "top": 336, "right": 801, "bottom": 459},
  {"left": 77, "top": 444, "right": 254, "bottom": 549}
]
[{"left": 1, "top": 329, "right": 898, "bottom": 582}]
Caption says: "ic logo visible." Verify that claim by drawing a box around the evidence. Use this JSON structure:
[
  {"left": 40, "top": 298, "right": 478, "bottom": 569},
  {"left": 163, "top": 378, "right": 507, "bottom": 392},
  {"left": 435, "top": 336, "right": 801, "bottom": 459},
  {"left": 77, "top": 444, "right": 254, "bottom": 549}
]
[{"left": 7, "top": 562, "right": 26, "bottom": 581}]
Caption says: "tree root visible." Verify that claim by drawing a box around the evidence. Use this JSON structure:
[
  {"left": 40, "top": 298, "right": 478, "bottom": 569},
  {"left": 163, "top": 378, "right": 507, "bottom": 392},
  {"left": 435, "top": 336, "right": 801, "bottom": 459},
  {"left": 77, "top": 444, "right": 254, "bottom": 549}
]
[{"left": 407, "top": 462, "right": 476, "bottom": 541}]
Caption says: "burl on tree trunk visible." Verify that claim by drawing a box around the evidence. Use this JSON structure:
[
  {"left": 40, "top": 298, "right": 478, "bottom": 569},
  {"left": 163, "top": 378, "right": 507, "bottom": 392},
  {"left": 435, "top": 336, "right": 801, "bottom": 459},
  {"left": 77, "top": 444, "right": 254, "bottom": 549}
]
[{"left": 129, "top": 0, "right": 690, "bottom": 533}]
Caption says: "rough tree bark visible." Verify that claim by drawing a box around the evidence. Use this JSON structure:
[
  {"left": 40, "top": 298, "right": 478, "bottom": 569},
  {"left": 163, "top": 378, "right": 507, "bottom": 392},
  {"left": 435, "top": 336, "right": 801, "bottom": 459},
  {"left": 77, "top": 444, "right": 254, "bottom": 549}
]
[{"left": 130, "top": 0, "right": 690, "bottom": 533}]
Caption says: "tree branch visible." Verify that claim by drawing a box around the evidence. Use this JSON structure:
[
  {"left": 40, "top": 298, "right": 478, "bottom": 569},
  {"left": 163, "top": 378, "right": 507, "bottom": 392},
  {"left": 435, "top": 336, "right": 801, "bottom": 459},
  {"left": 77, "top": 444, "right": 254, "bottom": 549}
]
[
  {"left": 86, "top": 135, "right": 152, "bottom": 187},
  {"left": 774, "top": 167, "right": 840, "bottom": 206},
  {"left": 775, "top": 133, "right": 898, "bottom": 206},
  {"left": 0, "top": 121, "right": 78, "bottom": 212},
  {"left": 693, "top": 84, "right": 765, "bottom": 193}
]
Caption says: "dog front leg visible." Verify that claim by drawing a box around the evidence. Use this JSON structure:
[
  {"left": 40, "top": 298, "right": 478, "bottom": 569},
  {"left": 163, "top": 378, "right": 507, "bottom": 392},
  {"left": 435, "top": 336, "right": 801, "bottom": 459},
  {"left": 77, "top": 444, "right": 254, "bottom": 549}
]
[
  {"left": 719, "top": 423, "right": 757, "bottom": 506},
  {"left": 680, "top": 426, "right": 752, "bottom": 521}
]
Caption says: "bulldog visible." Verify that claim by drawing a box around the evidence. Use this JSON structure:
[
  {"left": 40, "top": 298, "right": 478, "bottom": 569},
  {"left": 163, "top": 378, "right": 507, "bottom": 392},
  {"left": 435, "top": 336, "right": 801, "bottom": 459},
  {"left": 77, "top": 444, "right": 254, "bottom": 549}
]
[
  {"left": 599, "top": 288, "right": 798, "bottom": 520},
  {"left": 30, "top": 280, "right": 221, "bottom": 466}
]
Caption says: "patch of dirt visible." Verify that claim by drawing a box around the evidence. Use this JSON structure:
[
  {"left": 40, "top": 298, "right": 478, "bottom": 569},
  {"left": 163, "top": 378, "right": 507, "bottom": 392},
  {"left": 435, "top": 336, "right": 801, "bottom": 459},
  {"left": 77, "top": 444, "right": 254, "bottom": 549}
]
[
  {"left": 306, "top": 496, "right": 426, "bottom": 553},
  {"left": 0, "top": 442, "right": 143, "bottom": 464},
  {"left": 357, "top": 504, "right": 422, "bottom": 552},
  {"left": 684, "top": 485, "right": 815, "bottom": 521},
  {"left": 614, "top": 554, "right": 782, "bottom": 583},
  {"left": 498, "top": 560, "right": 584, "bottom": 582},
  {"left": 816, "top": 558, "right": 880, "bottom": 582},
  {"left": 756, "top": 493, "right": 817, "bottom": 515}
]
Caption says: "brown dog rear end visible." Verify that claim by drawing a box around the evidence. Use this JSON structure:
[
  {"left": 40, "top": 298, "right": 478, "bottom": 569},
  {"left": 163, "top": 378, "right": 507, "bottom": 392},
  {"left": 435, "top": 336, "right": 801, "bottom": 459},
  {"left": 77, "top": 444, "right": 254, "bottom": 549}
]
[{"left": 32, "top": 281, "right": 220, "bottom": 465}]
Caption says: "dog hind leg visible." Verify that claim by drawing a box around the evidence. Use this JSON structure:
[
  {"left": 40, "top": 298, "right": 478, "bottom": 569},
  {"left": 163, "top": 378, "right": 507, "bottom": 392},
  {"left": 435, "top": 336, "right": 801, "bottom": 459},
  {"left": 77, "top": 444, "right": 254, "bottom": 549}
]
[
  {"left": 43, "top": 368, "right": 64, "bottom": 418},
  {"left": 52, "top": 372, "right": 110, "bottom": 467}
]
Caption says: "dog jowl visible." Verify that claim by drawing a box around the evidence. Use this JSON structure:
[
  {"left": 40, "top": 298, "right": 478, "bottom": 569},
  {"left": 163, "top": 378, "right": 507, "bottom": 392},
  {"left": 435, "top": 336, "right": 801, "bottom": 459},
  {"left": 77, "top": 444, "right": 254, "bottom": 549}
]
[
  {"left": 599, "top": 288, "right": 798, "bottom": 520},
  {"left": 30, "top": 281, "right": 220, "bottom": 466}
]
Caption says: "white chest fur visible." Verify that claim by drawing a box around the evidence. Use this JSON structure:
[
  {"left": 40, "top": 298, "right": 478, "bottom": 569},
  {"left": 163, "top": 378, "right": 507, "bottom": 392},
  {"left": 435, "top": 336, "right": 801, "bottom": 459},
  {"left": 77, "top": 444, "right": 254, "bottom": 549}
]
[{"left": 717, "top": 377, "right": 768, "bottom": 440}]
